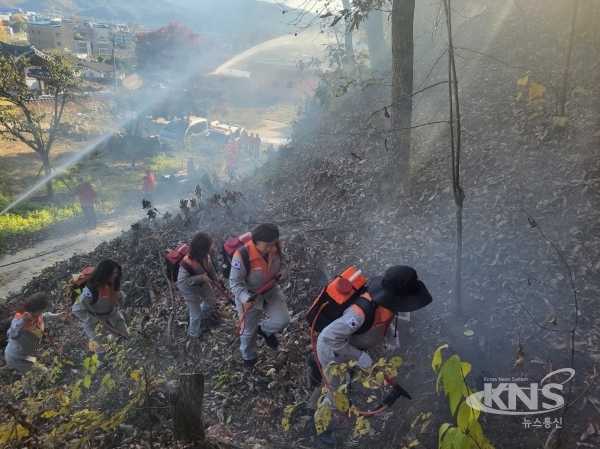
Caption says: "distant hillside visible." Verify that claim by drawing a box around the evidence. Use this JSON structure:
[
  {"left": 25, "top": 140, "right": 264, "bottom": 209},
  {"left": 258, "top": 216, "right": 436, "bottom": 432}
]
[
  {"left": 4, "top": 0, "right": 302, "bottom": 35},
  {"left": 7, "top": 0, "right": 179, "bottom": 24}
]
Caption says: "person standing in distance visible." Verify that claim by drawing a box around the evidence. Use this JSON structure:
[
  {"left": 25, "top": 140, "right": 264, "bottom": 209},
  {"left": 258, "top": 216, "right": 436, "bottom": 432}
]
[
  {"left": 74, "top": 175, "right": 98, "bottom": 228},
  {"left": 142, "top": 168, "right": 155, "bottom": 204}
]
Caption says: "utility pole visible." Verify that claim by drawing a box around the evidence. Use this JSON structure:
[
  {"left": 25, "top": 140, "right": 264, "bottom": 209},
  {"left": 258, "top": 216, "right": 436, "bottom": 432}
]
[{"left": 113, "top": 47, "right": 118, "bottom": 97}]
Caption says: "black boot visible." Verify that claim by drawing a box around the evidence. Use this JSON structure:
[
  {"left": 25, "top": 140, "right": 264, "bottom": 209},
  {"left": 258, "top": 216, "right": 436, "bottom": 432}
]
[
  {"left": 318, "top": 428, "right": 335, "bottom": 447},
  {"left": 257, "top": 325, "right": 278, "bottom": 349},
  {"left": 313, "top": 425, "right": 335, "bottom": 447},
  {"left": 308, "top": 353, "right": 322, "bottom": 387}
]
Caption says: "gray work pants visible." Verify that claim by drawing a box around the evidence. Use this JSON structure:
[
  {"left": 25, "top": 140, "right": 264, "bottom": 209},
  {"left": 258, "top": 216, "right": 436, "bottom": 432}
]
[
  {"left": 235, "top": 286, "right": 290, "bottom": 361},
  {"left": 314, "top": 339, "right": 359, "bottom": 433},
  {"left": 184, "top": 282, "right": 217, "bottom": 338},
  {"left": 4, "top": 351, "right": 49, "bottom": 375},
  {"left": 78, "top": 309, "right": 129, "bottom": 354}
]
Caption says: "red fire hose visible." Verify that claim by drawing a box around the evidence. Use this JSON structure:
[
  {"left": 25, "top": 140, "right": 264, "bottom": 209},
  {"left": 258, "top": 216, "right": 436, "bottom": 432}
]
[{"left": 236, "top": 274, "right": 282, "bottom": 336}]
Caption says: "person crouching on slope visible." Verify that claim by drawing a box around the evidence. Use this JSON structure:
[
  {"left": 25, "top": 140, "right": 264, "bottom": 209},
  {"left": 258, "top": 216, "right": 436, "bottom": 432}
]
[
  {"left": 313, "top": 265, "right": 433, "bottom": 447},
  {"left": 229, "top": 223, "right": 290, "bottom": 368},
  {"left": 177, "top": 232, "right": 219, "bottom": 340},
  {"left": 72, "top": 258, "right": 128, "bottom": 369},
  {"left": 4, "top": 293, "right": 67, "bottom": 374}
]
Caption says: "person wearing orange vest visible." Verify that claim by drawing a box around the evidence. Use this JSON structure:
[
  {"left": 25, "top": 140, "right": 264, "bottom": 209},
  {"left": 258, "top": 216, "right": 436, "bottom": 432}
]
[
  {"left": 313, "top": 265, "right": 432, "bottom": 446},
  {"left": 176, "top": 232, "right": 218, "bottom": 340},
  {"left": 4, "top": 293, "right": 67, "bottom": 374},
  {"left": 229, "top": 223, "right": 290, "bottom": 368},
  {"left": 74, "top": 175, "right": 98, "bottom": 228},
  {"left": 142, "top": 168, "right": 155, "bottom": 204},
  {"left": 71, "top": 258, "right": 128, "bottom": 369}
]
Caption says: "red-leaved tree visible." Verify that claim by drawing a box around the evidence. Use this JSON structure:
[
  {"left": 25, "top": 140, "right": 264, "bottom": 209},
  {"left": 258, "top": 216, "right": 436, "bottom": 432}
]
[{"left": 135, "top": 21, "right": 204, "bottom": 87}]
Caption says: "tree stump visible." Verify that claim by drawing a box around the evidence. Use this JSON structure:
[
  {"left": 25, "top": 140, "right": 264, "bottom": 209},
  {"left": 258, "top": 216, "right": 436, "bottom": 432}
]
[{"left": 170, "top": 373, "right": 206, "bottom": 441}]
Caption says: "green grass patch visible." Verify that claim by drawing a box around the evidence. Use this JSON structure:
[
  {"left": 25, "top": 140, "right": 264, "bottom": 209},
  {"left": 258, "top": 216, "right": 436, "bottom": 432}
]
[{"left": 0, "top": 193, "right": 81, "bottom": 248}]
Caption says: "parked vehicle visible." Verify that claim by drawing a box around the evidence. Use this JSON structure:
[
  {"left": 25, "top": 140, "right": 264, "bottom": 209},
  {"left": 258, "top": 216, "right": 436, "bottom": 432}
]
[{"left": 158, "top": 117, "right": 209, "bottom": 144}]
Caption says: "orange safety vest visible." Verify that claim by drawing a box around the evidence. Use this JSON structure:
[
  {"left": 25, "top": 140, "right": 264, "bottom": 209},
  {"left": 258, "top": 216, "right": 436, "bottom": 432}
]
[
  {"left": 14, "top": 313, "right": 44, "bottom": 339},
  {"left": 239, "top": 241, "right": 280, "bottom": 280},
  {"left": 97, "top": 285, "right": 120, "bottom": 309},
  {"left": 351, "top": 292, "right": 395, "bottom": 334}
]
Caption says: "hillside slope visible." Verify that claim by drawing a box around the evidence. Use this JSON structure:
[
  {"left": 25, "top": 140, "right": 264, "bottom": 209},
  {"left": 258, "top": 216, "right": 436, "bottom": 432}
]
[{"left": 0, "top": 0, "right": 599, "bottom": 448}]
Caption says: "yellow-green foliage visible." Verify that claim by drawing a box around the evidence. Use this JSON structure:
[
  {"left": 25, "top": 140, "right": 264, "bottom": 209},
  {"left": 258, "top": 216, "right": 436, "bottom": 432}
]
[
  {"left": 0, "top": 342, "right": 145, "bottom": 447},
  {"left": 432, "top": 344, "right": 494, "bottom": 449},
  {"left": 284, "top": 356, "right": 403, "bottom": 439},
  {"left": 0, "top": 193, "right": 80, "bottom": 245}
]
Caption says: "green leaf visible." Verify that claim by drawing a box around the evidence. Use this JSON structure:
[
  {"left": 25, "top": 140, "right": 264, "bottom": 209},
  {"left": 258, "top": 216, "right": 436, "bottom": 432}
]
[
  {"left": 439, "top": 423, "right": 451, "bottom": 446},
  {"left": 432, "top": 344, "right": 449, "bottom": 372},
  {"left": 440, "top": 426, "right": 469, "bottom": 449},
  {"left": 83, "top": 374, "right": 92, "bottom": 389},
  {"left": 441, "top": 355, "right": 464, "bottom": 415},
  {"left": 101, "top": 373, "right": 111, "bottom": 386},
  {"left": 465, "top": 417, "right": 485, "bottom": 448},
  {"left": 41, "top": 410, "right": 59, "bottom": 418},
  {"left": 456, "top": 402, "right": 471, "bottom": 431}
]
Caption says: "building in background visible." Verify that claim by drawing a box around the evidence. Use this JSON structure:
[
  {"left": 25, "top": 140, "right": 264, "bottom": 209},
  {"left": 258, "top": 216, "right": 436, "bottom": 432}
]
[
  {"left": 92, "top": 24, "right": 113, "bottom": 57},
  {"left": 74, "top": 38, "right": 92, "bottom": 57},
  {"left": 0, "top": 43, "right": 49, "bottom": 92},
  {"left": 80, "top": 60, "right": 115, "bottom": 80},
  {"left": 0, "top": 6, "right": 23, "bottom": 14},
  {"left": 26, "top": 20, "right": 75, "bottom": 54},
  {"left": 113, "top": 29, "right": 133, "bottom": 49}
]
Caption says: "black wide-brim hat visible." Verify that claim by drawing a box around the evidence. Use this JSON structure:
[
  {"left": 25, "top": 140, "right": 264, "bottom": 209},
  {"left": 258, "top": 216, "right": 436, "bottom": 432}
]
[{"left": 368, "top": 265, "right": 433, "bottom": 313}]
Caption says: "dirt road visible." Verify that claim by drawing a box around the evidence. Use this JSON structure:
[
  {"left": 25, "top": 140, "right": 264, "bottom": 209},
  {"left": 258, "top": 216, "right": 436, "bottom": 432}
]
[{"left": 0, "top": 119, "right": 292, "bottom": 303}]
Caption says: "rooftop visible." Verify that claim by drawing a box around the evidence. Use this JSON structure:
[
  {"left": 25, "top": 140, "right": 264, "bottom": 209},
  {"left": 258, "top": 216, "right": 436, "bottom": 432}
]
[
  {"left": 28, "top": 21, "right": 60, "bottom": 27},
  {"left": 80, "top": 61, "right": 114, "bottom": 73},
  {"left": 0, "top": 42, "right": 49, "bottom": 63}
]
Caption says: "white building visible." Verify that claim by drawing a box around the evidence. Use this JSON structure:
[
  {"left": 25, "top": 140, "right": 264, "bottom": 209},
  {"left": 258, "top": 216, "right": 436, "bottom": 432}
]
[
  {"left": 75, "top": 39, "right": 92, "bottom": 57},
  {"left": 92, "top": 24, "right": 113, "bottom": 57},
  {"left": 81, "top": 61, "right": 114, "bottom": 79},
  {"left": 113, "top": 31, "right": 133, "bottom": 49}
]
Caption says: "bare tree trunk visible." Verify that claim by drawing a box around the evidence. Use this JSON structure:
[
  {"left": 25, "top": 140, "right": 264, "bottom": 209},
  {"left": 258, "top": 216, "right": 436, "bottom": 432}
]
[
  {"left": 443, "top": 0, "right": 465, "bottom": 317},
  {"left": 558, "top": 0, "right": 580, "bottom": 119},
  {"left": 170, "top": 373, "right": 206, "bottom": 441},
  {"left": 390, "top": 0, "right": 415, "bottom": 187},
  {"left": 364, "top": 9, "right": 389, "bottom": 71},
  {"left": 454, "top": 202, "right": 463, "bottom": 316},
  {"left": 41, "top": 152, "right": 54, "bottom": 198},
  {"left": 341, "top": 0, "right": 357, "bottom": 72}
]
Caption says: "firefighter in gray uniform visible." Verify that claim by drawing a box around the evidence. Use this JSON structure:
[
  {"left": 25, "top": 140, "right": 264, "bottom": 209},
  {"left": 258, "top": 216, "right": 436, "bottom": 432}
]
[
  {"left": 5, "top": 293, "right": 67, "bottom": 374},
  {"left": 229, "top": 223, "right": 290, "bottom": 368},
  {"left": 314, "top": 265, "right": 433, "bottom": 446},
  {"left": 72, "top": 258, "right": 128, "bottom": 369}
]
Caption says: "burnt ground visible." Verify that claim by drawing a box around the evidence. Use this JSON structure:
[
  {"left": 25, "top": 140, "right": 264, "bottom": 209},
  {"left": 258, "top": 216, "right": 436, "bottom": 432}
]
[{"left": 1, "top": 1, "right": 600, "bottom": 448}]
